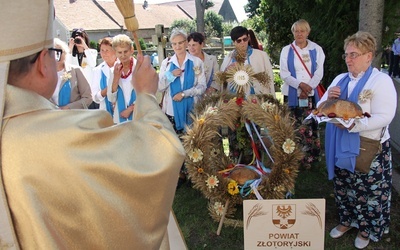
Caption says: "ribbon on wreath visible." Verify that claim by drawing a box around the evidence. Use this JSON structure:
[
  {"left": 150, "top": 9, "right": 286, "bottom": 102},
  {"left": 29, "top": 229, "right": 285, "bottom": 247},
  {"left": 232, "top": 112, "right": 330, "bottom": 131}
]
[{"left": 220, "top": 121, "right": 275, "bottom": 199}]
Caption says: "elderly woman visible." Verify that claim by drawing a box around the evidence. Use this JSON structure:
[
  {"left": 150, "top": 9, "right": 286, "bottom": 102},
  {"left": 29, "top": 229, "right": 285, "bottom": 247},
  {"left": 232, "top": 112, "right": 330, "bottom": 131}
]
[
  {"left": 158, "top": 29, "right": 206, "bottom": 187},
  {"left": 107, "top": 34, "right": 137, "bottom": 124},
  {"left": 279, "top": 19, "right": 325, "bottom": 167},
  {"left": 158, "top": 29, "right": 206, "bottom": 134},
  {"left": 318, "top": 31, "right": 397, "bottom": 249},
  {"left": 51, "top": 38, "right": 93, "bottom": 109},
  {"left": 187, "top": 32, "right": 220, "bottom": 93}
]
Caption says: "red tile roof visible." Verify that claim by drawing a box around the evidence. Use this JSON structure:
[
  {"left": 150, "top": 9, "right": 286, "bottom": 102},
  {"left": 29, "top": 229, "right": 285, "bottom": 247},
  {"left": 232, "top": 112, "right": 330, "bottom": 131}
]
[{"left": 54, "top": 0, "right": 191, "bottom": 31}]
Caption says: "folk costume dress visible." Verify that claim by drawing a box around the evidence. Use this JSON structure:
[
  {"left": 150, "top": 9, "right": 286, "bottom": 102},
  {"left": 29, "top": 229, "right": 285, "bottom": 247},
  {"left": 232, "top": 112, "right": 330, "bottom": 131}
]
[
  {"left": 158, "top": 52, "right": 206, "bottom": 133},
  {"left": 91, "top": 60, "right": 115, "bottom": 116},
  {"left": 280, "top": 39, "right": 325, "bottom": 167},
  {"left": 50, "top": 64, "right": 93, "bottom": 109},
  {"left": 318, "top": 67, "right": 397, "bottom": 242},
  {"left": 107, "top": 58, "right": 137, "bottom": 124},
  {"left": 2, "top": 84, "right": 186, "bottom": 249},
  {"left": 220, "top": 46, "right": 275, "bottom": 96}
]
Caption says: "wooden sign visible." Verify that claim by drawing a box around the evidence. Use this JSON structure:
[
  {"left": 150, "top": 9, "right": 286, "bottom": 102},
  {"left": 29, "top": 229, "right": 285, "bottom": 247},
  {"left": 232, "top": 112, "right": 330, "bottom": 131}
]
[{"left": 243, "top": 199, "right": 325, "bottom": 250}]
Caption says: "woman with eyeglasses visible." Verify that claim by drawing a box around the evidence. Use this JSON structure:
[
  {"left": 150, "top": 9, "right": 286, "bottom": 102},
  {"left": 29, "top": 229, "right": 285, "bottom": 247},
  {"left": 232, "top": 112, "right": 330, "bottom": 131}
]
[
  {"left": 220, "top": 26, "right": 275, "bottom": 96},
  {"left": 279, "top": 19, "right": 325, "bottom": 168},
  {"left": 158, "top": 29, "right": 206, "bottom": 134},
  {"left": 158, "top": 29, "right": 206, "bottom": 187},
  {"left": 319, "top": 31, "right": 396, "bottom": 249},
  {"left": 50, "top": 38, "right": 93, "bottom": 109}
]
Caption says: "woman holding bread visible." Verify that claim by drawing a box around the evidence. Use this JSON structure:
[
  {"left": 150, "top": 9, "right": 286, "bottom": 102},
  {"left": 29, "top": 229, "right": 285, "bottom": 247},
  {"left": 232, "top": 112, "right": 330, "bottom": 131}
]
[{"left": 317, "top": 31, "right": 397, "bottom": 249}]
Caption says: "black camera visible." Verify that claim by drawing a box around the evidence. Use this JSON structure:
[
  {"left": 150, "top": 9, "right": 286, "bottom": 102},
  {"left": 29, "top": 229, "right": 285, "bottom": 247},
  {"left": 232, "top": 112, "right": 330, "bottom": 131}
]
[{"left": 74, "top": 38, "right": 81, "bottom": 44}]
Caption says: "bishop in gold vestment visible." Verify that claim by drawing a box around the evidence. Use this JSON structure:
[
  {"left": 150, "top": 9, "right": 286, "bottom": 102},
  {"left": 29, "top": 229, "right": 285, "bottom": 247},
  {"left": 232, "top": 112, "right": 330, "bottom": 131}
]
[
  {"left": 2, "top": 85, "right": 185, "bottom": 249},
  {"left": 0, "top": 2, "right": 185, "bottom": 248}
]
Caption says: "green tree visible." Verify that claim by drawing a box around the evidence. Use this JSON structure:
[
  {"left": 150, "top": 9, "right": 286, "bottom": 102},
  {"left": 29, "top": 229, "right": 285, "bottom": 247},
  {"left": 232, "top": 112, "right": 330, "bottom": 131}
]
[
  {"left": 246, "top": 0, "right": 400, "bottom": 85},
  {"left": 222, "top": 22, "right": 237, "bottom": 37},
  {"left": 170, "top": 19, "right": 196, "bottom": 35},
  {"left": 171, "top": 11, "right": 222, "bottom": 39},
  {"left": 133, "top": 37, "right": 147, "bottom": 51},
  {"left": 204, "top": 11, "right": 223, "bottom": 38}
]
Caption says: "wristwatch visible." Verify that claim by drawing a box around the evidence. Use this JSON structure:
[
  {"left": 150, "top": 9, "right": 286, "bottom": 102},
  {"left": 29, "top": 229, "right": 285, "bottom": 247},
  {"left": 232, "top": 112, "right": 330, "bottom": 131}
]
[{"left": 181, "top": 92, "right": 185, "bottom": 98}]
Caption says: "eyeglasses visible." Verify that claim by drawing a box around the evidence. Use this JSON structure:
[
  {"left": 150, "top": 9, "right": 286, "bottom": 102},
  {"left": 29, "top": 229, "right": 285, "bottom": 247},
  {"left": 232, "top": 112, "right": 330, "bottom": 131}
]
[
  {"left": 341, "top": 52, "right": 367, "bottom": 60},
  {"left": 235, "top": 36, "right": 249, "bottom": 44},
  {"left": 49, "top": 48, "right": 63, "bottom": 62},
  {"left": 171, "top": 40, "right": 187, "bottom": 47},
  {"left": 29, "top": 48, "right": 63, "bottom": 64}
]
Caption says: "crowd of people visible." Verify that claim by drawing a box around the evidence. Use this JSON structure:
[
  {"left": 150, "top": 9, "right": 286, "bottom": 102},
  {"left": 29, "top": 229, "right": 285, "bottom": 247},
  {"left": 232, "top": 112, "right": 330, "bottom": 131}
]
[{"left": 0, "top": 0, "right": 397, "bottom": 248}]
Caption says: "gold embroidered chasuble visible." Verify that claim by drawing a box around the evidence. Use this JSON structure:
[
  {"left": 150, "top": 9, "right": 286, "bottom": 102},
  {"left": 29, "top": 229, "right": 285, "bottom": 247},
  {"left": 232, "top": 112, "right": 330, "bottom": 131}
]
[{"left": 1, "top": 85, "right": 185, "bottom": 249}]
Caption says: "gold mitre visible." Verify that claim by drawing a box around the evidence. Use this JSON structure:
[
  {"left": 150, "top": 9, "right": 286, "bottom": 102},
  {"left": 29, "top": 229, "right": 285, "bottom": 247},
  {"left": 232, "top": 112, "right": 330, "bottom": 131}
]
[{"left": 0, "top": 0, "right": 54, "bottom": 62}]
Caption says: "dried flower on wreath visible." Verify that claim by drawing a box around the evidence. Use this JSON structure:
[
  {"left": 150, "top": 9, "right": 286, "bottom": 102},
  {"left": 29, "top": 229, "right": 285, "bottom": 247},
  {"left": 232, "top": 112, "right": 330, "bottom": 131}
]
[
  {"left": 181, "top": 93, "right": 303, "bottom": 227},
  {"left": 214, "top": 201, "right": 225, "bottom": 216},
  {"left": 206, "top": 175, "right": 219, "bottom": 189}
]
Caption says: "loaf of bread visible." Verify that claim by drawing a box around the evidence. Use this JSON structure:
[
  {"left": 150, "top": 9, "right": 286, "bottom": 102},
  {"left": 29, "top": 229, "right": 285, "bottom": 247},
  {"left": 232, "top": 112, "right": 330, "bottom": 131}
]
[
  {"left": 313, "top": 99, "right": 364, "bottom": 120},
  {"left": 229, "top": 167, "right": 260, "bottom": 185}
]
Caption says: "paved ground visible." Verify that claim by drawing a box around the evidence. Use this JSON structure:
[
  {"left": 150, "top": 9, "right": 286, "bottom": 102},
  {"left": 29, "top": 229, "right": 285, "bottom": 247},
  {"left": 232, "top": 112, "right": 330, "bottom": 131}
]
[
  {"left": 392, "top": 146, "right": 400, "bottom": 193},
  {"left": 380, "top": 70, "right": 400, "bottom": 193}
]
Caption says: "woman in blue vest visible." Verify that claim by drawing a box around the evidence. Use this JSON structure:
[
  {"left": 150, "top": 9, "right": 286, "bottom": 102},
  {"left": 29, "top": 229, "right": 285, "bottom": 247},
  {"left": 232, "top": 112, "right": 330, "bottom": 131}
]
[
  {"left": 279, "top": 19, "right": 325, "bottom": 168},
  {"left": 91, "top": 37, "right": 116, "bottom": 117},
  {"left": 51, "top": 38, "right": 93, "bottom": 109}
]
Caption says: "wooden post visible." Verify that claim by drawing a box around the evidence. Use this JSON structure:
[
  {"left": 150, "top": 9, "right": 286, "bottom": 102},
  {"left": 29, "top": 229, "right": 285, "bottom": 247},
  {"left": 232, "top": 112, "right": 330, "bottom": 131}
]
[{"left": 216, "top": 199, "right": 230, "bottom": 235}]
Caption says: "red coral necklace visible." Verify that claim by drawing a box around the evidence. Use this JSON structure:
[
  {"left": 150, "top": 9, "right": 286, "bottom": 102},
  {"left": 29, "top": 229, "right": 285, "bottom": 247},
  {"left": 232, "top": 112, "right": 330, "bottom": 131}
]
[{"left": 120, "top": 57, "right": 134, "bottom": 79}]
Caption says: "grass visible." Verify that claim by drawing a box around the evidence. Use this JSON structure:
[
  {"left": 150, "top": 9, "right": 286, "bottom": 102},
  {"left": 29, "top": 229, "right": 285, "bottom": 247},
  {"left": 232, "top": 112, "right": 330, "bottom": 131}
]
[{"left": 173, "top": 158, "right": 400, "bottom": 249}]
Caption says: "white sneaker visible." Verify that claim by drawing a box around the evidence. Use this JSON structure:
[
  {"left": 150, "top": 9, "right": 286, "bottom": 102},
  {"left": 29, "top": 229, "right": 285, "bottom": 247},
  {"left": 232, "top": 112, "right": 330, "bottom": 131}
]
[{"left": 354, "top": 236, "right": 370, "bottom": 249}]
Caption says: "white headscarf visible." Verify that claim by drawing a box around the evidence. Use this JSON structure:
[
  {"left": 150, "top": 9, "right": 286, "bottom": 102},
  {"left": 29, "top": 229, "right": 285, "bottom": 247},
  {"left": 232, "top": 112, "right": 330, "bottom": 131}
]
[{"left": 0, "top": 1, "right": 54, "bottom": 247}]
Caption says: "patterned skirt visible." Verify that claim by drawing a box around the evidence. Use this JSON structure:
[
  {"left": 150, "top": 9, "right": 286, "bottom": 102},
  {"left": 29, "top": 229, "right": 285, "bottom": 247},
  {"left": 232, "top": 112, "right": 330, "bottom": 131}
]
[
  {"left": 284, "top": 96, "right": 321, "bottom": 168},
  {"left": 333, "top": 139, "right": 392, "bottom": 242}
]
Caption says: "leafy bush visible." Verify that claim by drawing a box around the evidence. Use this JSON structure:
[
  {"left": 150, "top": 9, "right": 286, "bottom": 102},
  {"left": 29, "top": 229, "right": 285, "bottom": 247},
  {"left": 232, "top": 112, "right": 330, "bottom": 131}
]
[
  {"left": 273, "top": 69, "right": 283, "bottom": 89},
  {"left": 133, "top": 38, "right": 147, "bottom": 51},
  {"left": 89, "top": 41, "right": 98, "bottom": 50}
]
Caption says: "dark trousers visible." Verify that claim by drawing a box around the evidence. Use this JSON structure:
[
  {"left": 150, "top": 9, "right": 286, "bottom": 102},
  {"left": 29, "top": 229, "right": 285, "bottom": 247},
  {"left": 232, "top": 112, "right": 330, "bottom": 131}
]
[{"left": 389, "top": 51, "right": 400, "bottom": 77}]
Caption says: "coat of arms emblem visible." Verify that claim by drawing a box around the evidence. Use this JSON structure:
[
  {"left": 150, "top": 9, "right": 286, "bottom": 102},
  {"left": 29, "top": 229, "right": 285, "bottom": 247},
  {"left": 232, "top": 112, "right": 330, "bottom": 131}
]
[{"left": 272, "top": 204, "right": 296, "bottom": 229}]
